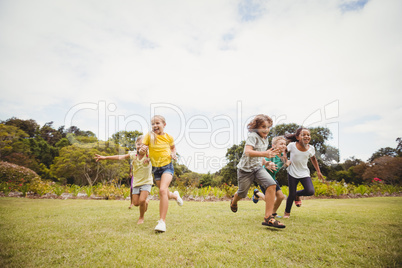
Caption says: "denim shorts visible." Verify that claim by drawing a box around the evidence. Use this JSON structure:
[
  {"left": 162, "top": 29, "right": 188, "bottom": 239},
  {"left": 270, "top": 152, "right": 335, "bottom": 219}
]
[
  {"left": 152, "top": 162, "right": 174, "bottom": 181},
  {"left": 132, "top": 184, "right": 152, "bottom": 194}
]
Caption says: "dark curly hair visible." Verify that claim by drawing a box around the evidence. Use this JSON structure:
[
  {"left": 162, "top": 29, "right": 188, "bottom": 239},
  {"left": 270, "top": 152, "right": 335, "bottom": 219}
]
[
  {"left": 247, "top": 114, "right": 273, "bottom": 133},
  {"left": 285, "top": 127, "right": 309, "bottom": 142}
]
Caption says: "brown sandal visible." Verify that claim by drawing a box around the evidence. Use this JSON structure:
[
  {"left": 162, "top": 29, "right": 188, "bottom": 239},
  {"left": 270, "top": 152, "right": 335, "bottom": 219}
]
[
  {"left": 262, "top": 215, "right": 286, "bottom": 228},
  {"left": 230, "top": 196, "right": 238, "bottom": 213}
]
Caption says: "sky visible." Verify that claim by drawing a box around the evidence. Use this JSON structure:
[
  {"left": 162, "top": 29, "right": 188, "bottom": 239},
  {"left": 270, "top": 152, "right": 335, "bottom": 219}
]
[{"left": 0, "top": 0, "right": 401, "bottom": 173}]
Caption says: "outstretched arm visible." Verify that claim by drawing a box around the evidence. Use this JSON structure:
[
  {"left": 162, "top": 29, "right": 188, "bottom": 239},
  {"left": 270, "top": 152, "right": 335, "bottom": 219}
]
[
  {"left": 244, "top": 145, "right": 280, "bottom": 158},
  {"left": 94, "top": 154, "right": 130, "bottom": 162},
  {"left": 310, "top": 155, "right": 324, "bottom": 181}
]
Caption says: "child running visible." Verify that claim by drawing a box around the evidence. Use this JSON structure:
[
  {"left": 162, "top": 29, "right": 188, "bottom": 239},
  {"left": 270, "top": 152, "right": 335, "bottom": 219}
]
[
  {"left": 252, "top": 136, "right": 290, "bottom": 218},
  {"left": 94, "top": 135, "right": 152, "bottom": 225},
  {"left": 230, "top": 114, "right": 286, "bottom": 229},
  {"left": 284, "top": 127, "right": 324, "bottom": 218},
  {"left": 142, "top": 115, "right": 183, "bottom": 233}
]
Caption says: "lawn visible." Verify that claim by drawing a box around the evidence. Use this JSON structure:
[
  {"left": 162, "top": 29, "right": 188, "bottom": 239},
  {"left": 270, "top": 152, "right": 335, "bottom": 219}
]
[{"left": 0, "top": 197, "right": 401, "bottom": 267}]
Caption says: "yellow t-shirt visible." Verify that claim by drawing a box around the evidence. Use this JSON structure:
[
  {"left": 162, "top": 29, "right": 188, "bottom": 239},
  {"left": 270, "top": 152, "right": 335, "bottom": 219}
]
[
  {"left": 129, "top": 151, "right": 153, "bottom": 187},
  {"left": 143, "top": 132, "right": 174, "bottom": 167}
]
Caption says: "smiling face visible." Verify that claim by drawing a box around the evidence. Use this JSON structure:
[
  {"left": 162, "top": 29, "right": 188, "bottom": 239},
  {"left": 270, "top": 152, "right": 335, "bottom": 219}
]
[
  {"left": 135, "top": 138, "right": 143, "bottom": 151},
  {"left": 151, "top": 117, "right": 166, "bottom": 135},
  {"left": 273, "top": 138, "right": 287, "bottom": 153},
  {"left": 296, "top": 129, "right": 311, "bottom": 145},
  {"left": 257, "top": 120, "right": 271, "bottom": 139}
]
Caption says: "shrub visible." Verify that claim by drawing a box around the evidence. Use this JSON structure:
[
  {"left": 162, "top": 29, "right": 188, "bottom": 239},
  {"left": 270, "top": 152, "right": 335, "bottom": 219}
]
[
  {"left": 0, "top": 161, "right": 40, "bottom": 184},
  {"left": 29, "top": 177, "right": 52, "bottom": 196}
]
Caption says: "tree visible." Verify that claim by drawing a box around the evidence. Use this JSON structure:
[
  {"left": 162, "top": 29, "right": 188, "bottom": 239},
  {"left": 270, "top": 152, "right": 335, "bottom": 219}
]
[
  {"left": 363, "top": 156, "right": 402, "bottom": 185},
  {"left": 368, "top": 147, "right": 398, "bottom": 162},
  {"left": 51, "top": 142, "right": 130, "bottom": 186},
  {"left": 39, "top": 122, "right": 63, "bottom": 146},
  {"left": 109, "top": 130, "right": 142, "bottom": 151},
  {"left": 220, "top": 141, "right": 245, "bottom": 185},
  {"left": 0, "top": 124, "right": 30, "bottom": 159},
  {"left": 2, "top": 117, "right": 39, "bottom": 138},
  {"left": 396, "top": 137, "right": 402, "bottom": 156},
  {"left": 349, "top": 162, "right": 368, "bottom": 185},
  {"left": 342, "top": 157, "right": 363, "bottom": 170}
]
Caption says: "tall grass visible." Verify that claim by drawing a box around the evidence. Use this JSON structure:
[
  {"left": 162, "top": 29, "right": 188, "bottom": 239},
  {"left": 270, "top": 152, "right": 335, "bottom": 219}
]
[{"left": 0, "top": 197, "right": 401, "bottom": 267}]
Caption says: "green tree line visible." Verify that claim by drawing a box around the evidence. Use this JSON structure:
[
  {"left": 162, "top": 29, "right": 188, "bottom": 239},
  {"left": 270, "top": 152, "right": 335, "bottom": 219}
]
[{"left": 1, "top": 117, "right": 401, "bottom": 187}]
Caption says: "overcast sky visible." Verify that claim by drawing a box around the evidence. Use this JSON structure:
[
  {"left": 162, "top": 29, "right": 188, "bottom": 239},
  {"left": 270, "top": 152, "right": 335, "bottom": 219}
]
[{"left": 0, "top": 0, "right": 401, "bottom": 173}]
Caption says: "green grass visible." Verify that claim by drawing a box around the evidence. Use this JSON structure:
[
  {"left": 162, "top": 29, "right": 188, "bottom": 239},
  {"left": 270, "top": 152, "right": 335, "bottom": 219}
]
[{"left": 0, "top": 197, "right": 401, "bottom": 267}]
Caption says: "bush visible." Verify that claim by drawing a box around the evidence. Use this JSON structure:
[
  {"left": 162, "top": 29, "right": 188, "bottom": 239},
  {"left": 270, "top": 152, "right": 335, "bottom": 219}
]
[{"left": 0, "top": 161, "right": 40, "bottom": 184}]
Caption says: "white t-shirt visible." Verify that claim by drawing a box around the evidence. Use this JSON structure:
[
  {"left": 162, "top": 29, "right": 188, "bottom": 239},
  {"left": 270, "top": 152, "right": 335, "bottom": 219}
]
[{"left": 286, "top": 142, "right": 315, "bottom": 178}]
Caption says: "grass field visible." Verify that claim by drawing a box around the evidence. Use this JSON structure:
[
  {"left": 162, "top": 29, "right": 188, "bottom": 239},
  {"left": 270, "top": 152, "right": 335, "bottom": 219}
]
[{"left": 0, "top": 197, "right": 401, "bottom": 267}]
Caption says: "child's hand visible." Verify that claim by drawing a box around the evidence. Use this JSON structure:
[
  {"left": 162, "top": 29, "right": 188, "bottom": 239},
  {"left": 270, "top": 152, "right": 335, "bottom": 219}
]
[
  {"left": 94, "top": 154, "right": 106, "bottom": 162},
  {"left": 138, "top": 145, "right": 148, "bottom": 155},
  {"left": 317, "top": 172, "right": 325, "bottom": 182},
  {"left": 171, "top": 153, "right": 177, "bottom": 161},
  {"left": 264, "top": 148, "right": 280, "bottom": 158},
  {"left": 285, "top": 160, "right": 291, "bottom": 167},
  {"left": 144, "top": 157, "right": 150, "bottom": 165},
  {"left": 266, "top": 162, "right": 277, "bottom": 172}
]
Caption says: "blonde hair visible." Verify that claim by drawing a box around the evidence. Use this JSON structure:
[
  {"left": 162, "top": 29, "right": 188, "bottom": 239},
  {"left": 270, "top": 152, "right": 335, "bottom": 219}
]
[
  {"left": 272, "top": 135, "right": 288, "bottom": 163},
  {"left": 272, "top": 136, "right": 286, "bottom": 146},
  {"left": 150, "top": 115, "right": 166, "bottom": 144},
  {"left": 136, "top": 135, "right": 144, "bottom": 143}
]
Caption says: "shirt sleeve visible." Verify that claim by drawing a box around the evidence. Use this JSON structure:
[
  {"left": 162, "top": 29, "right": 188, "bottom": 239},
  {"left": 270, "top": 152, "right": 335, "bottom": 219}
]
[
  {"left": 309, "top": 145, "right": 316, "bottom": 158},
  {"left": 287, "top": 142, "right": 293, "bottom": 153},
  {"left": 128, "top": 151, "right": 136, "bottom": 163},
  {"left": 167, "top": 134, "right": 175, "bottom": 146},
  {"left": 245, "top": 133, "right": 258, "bottom": 148}
]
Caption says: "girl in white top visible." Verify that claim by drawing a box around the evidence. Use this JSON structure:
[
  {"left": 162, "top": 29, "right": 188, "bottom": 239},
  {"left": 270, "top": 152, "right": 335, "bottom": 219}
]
[
  {"left": 284, "top": 127, "right": 324, "bottom": 218},
  {"left": 94, "top": 135, "right": 153, "bottom": 225}
]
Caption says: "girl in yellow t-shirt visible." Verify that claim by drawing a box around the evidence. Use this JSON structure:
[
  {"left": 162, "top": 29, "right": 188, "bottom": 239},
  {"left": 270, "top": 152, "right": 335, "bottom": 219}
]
[
  {"left": 94, "top": 135, "right": 152, "bottom": 225},
  {"left": 143, "top": 115, "right": 183, "bottom": 233}
]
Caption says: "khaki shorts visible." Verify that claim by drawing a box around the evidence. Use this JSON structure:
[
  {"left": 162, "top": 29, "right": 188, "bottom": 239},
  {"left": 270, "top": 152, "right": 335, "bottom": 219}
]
[{"left": 236, "top": 167, "right": 276, "bottom": 198}]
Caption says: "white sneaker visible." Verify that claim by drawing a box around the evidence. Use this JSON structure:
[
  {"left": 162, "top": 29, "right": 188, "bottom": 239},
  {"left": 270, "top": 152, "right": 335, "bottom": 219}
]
[
  {"left": 174, "top": 191, "right": 183, "bottom": 206},
  {"left": 155, "top": 220, "right": 166, "bottom": 232}
]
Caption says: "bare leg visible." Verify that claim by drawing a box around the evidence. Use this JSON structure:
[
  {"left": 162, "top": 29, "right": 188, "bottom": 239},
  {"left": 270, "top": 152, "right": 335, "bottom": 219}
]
[
  {"left": 231, "top": 192, "right": 242, "bottom": 206},
  {"left": 256, "top": 191, "right": 265, "bottom": 201},
  {"left": 273, "top": 190, "right": 286, "bottom": 214},
  {"left": 156, "top": 173, "right": 173, "bottom": 222},
  {"left": 129, "top": 194, "right": 135, "bottom": 209},
  {"left": 264, "top": 185, "right": 276, "bottom": 218},
  {"left": 137, "top": 191, "right": 149, "bottom": 224}
]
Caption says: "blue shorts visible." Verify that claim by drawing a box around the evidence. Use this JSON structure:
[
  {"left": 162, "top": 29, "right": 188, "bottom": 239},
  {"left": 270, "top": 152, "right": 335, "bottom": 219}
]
[
  {"left": 132, "top": 184, "right": 152, "bottom": 195},
  {"left": 152, "top": 162, "right": 174, "bottom": 181},
  {"left": 257, "top": 181, "right": 281, "bottom": 194}
]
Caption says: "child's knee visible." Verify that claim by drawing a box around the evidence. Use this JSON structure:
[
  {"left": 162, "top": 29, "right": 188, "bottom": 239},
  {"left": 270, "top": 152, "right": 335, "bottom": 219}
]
[
  {"left": 306, "top": 189, "right": 315, "bottom": 196},
  {"left": 277, "top": 192, "right": 286, "bottom": 201},
  {"left": 159, "top": 188, "right": 168, "bottom": 196}
]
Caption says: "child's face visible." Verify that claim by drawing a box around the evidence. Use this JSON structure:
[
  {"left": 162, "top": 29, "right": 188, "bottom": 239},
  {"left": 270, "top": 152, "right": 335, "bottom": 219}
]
[
  {"left": 297, "top": 129, "right": 311, "bottom": 145},
  {"left": 257, "top": 120, "right": 271, "bottom": 139},
  {"left": 151, "top": 118, "right": 166, "bottom": 135},
  {"left": 274, "top": 139, "right": 287, "bottom": 152},
  {"left": 135, "top": 139, "right": 143, "bottom": 151}
]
